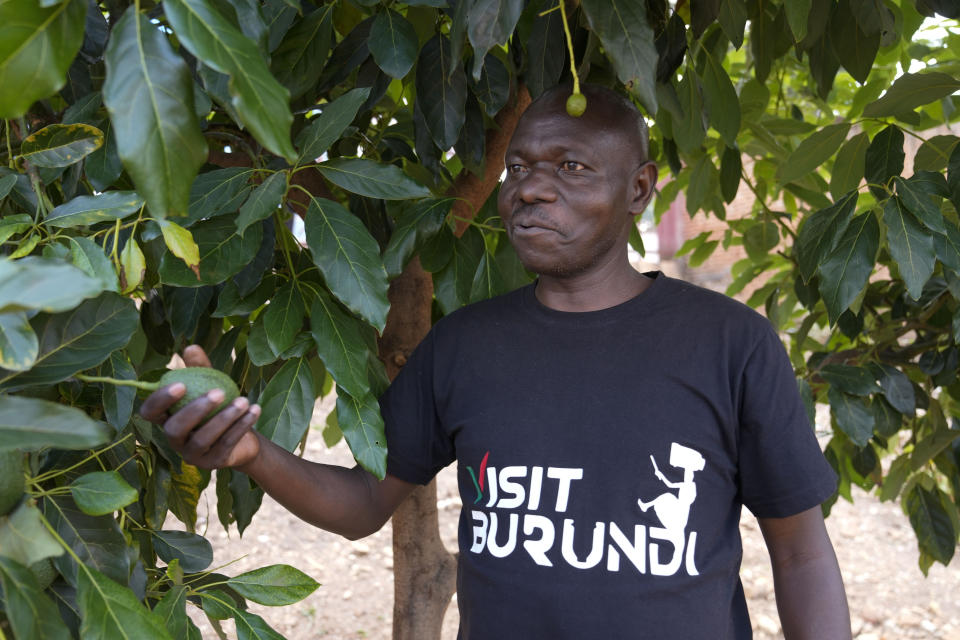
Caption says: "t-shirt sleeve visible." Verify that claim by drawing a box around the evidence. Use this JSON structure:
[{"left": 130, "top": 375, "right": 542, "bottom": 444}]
[
  {"left": 737, "top": 326, "right": 837, "bottom": 518},
  {"left": 379, "top": 330, "right": 455, "bottom": 485}
]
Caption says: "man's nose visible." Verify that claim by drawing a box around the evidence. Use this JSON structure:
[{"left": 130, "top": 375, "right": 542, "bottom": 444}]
[{"left": 516, "top": 168, "right": 558, "bottom": 203}]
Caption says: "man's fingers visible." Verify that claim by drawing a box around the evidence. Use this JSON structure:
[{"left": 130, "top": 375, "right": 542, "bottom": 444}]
[
  {"left": 139, "top": 383, "right": 186, "bottom": 423},
  {"left": 183, "top": 344, "right": 212, "bottom": 368},
  {"left": 162, "top": 389, "right": 224, "bottom": 445},
  {"left": 183, "top": 397, "right": 250, "bottom": 453},
  {"left": 206, "top": 406, "right": 261, "bottom": 464}
]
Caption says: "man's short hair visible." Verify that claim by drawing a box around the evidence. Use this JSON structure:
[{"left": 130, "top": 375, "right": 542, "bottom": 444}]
[{"left": 527, "top": 83, "right": 650, "bottom": 163}]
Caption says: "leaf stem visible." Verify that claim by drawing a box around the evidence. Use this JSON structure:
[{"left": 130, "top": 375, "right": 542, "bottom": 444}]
[
  {"left": 558, "top": 1, "right": 580, "bottom": 95},
  {"left": 30, "top": 434, "right": 136, "bottom": 485},
  {"left": 74, "top": 373, "right": 160, "bottom": 391}
]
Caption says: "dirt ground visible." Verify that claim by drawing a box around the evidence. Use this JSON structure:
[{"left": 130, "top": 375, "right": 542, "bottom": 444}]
[{"left": 188, "top": 406, "right": 960, "bottom": 640}]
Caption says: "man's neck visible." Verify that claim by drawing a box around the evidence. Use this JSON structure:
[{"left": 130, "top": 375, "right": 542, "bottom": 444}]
[{"left": 534, "top": 264, "right": 653, "bottom": 312}]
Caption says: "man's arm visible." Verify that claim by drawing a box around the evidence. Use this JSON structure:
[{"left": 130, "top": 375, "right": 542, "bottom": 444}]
[
  {"left": 758, "top": 506, "right": 851, "bottom": 640},
  {"left": 140, "top": 347, "right": 416, "bottom": 540}
]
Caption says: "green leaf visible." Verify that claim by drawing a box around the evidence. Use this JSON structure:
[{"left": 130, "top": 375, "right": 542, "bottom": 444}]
[
  {"left": 433, "top": 226, "right": 484, "bottom": 314},
  {"left": 817, "top": 212, "right": 879, "bottom": 323},
  {"left": 263, "top": 283, "right": 305, "bottom": 355},
  {"left": 673, "top": 65, "right": 705, "bottom": 153},
  {"left": 304, "top": 197, "right": 389, "bottom": 331},
  {"left": 905, "top": 484, "right": 956, "bottom": 565},
  {"left": 245, "top": 316, "right": 279, "bottom": 366},
  {"left": 44, "top": 494, "right": 131, "bottom": 587},
  {"left": 19, "top": 124, "right": 103, "bottom": 168},
  {"left": 0, "top": 293, "right": 138, "bottom": 391},
  {"left": 935, "top": 221, "right": 960, "bottom": 276},
  {"left": 581, "top": 0, "right": 658, "bottom": 114},
  {"left": 719, "top": 144, "right": 742, "bottom": 203},
  {"left": 45, "top": 192, "right": 144, "bottom": 228},
  {"left": 0, "top": 556, "right": 72, "bottom": 640},
  {"left": 864, "top": 124, "right": 904, "bottom": 198},
  {"left": 317, "top": 157, "right": 430, "bottom": 200},
  {"left": 820, "top": 363, "right": 881, "bottom": 396},
  {"left": 295, "top": 87, "right": 371, "bottom": 166},
  {"left": 181, "top": 167, "right": 255, "bottom": 227},
  {"left": 69, "top": 471, "right": 138, "bottom": 517},
  {"left": 415, "top": 35, "right": 466, "bottom": 150},
  {"left": 237, "top": 172, "right": 286, "bottom": 235},
  {"left": 776, "top": 123, "right": 851, "bottom": 184},
  {"left": 883, "top": 196, "right": 935, "bottom": 300},
  {"left": 785, "top": 0, "right": 812, "bottom": 40},
  {"left": 119, "top": 238, "right": 146, "bottom": 294},
  {"left": 159, "top": 216, "right": 263, "bottom": 287},
  {"left": 213, "top": 275, "right": 276, "bottom": 318},
  {"left": 743, "top": 221, "right": 780, "bottom": 261},
  {"left": 914, "top": 135, "right": 959, "bottom": 173},
  {"left": 524, "top": 2, "right": 565, "bottom": 98},
  {"left": 226, "top": 564, "right": 319, "bottom": 606},
  {"left": 686, "top": 155, "right": 718, "bottom": 216},
  {"left": 828, "top": 387, "right": 874, "bottom": 447},
  {"left": 336, "top": 389, "right": 386, "bottom": 480},
  {"left": 795, "top": 191, "right": 859, "bottom": 282},
  {"left": 718, "top": 0, "right": 748, "bottom": 48},
  {"left": 700, "top": 48, "right": 740, "bottom": 147},
  {"left": 863, "top": 72, "right": 960, "bottom": 118},
  {"left": 471, "top": 53, "right": 510, "bottom": 117},
  {"left": 77, "top": 565, "right": 174, "bottom": 640},
  {"left": 164, "top": 0, "right": 297, "bottom": 162},
  {"left": 876, "top": 365, "right": 915, "bottom": 416},
  {"left": 0, "top": 311, "right": 37, "bottom": 372},
  {"left": 0, "top": 395, "right": 111, "bottom": 452},
  {"left": 67, "top": 237, "right": 120, "bottom": 294},
  {"left": 466, "top": 0, "right": 522, "bottom": 81},
  {"left": 369, "top": 9, "right": 419, "bottom": 79},
  {"left": 895, "top": 176, "right": 944, "bottom": 235},
  {"left": 309, "top": 292, "right": 374, "bottom": 400},
  {"left": 830, "top": 132, "right": 869, "bottom": 200},
  {"left": 0, "top": 174, "right": 17, "bottom": 200},
  {"left": 383, "top": 198, "right": 455, "bottom": 278},
  {"left": 256, "top": 357, "right": 314, "bottom": 452},
  {"left": 0, "top": 0, "right": 87, "bottom": 118},
  {"left": 0, "top": 501, "right": 63, "bottom": 567},
  {"left": 103, "top": 8, "right": 208, "bottom": 219},
  {"left": 101, "top": 351, "right": 137, "bottom": 429},
  {"left": 151, "top": 530, "right": 213, "bottom": 573},
  {"left": 270, "top": 4, "right": 334, "bottom": 100},
  {"left": 233, "top": 609, "right": 286, "bottom": 640},
  {"left": 469, "top": 249, "right": 509, "bottom": 302},
  {"left": 154, "top": 585, "right": 191, "bottom": 639},
  {"left": 830, "top": 0, "right": 879, "bottom": 84}
]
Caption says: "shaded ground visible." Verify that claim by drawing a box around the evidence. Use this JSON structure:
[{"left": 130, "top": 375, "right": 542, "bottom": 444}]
[{"left": 188, "top": 416, "right": 960, "bottom": 640}]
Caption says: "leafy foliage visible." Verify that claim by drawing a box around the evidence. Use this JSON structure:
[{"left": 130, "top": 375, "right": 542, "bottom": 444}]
[{"left": 1, "top": 0, "right": 959, "bottom": 637}]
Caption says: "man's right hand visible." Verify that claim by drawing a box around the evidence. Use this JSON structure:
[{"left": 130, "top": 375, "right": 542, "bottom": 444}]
[{"left": 139, "top": 345, "right": 262, "bottom": 470}]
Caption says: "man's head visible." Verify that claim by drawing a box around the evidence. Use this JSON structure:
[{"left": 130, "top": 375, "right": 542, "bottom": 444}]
[{"left": 497, "top": 83, "right": 657, "bottom": 279}]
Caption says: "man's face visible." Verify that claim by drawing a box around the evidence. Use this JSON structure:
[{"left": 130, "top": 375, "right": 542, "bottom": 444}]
[{"left": 497, "top": 102, "right": 650, "bottom": 279}]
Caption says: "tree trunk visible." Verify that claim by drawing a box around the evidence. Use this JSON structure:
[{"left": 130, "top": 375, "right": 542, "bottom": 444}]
[{"left": 383, "top": 84, "right": 531, "bottom": 640}]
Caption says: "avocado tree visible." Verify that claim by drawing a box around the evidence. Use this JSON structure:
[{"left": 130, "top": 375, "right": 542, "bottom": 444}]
[{"left": 1, "top": 0, "right": 959, "bottom": 638}]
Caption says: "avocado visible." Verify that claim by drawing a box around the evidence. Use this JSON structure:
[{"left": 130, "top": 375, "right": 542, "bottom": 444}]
[
  {"left": 0, "top": 450, "right": 25, "bottom": 516},
  {"left": 29, "top": 558, "right": 58, "bottom": 589},
  {"left": 159, "top": 368, "right": 240, "bottom": 415}
]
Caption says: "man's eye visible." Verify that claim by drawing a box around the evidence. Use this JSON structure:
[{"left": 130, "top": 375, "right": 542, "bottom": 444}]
[
  {"left": 561, "top": 161, "right": 585, "bottom": 171},
  {"left": 506, "top": 164, "right": 526, "bottom": 175}
]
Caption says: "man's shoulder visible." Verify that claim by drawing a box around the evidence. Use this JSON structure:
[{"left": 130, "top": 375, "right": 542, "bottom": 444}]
[{"left": 653, "top": 274, "right": 775, "bottom": 336}]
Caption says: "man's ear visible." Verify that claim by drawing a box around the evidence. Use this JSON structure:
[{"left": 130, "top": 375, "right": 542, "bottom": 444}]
[{"left": 628, "top": 161, "right": 658, "bottom": 217}]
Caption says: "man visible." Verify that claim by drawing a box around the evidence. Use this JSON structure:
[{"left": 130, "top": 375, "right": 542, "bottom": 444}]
[{"left": 142, "top": 84, "right": 851, "bottom": 639}]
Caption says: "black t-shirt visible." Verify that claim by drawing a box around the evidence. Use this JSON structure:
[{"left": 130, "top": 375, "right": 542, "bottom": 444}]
[{"left": 380, "top": 272, "right": 837, "bottom": 639}]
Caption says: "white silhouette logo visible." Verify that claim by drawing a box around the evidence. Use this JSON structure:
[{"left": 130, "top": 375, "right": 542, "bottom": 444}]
[{"left": 637, "top": 443, "right": 704, "bottom": 576}]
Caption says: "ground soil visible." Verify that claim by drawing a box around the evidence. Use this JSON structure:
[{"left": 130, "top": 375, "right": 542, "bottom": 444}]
[{"left": 190, "top": 402, "right": 960, "bottom": 640}]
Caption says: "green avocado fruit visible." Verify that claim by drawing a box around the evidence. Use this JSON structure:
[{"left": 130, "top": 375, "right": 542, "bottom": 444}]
[
  {"left": 0, "top": 450, "right": 25, "bottom": 516},
  {"left": 160, "top": 367, "right": 240, "bottom": 415},
  {"left": 566, "top": 92, "right": 587, "bottom": 117},
  {"left": 29, "top": 558, "right": 58, "bottom": 589}
]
